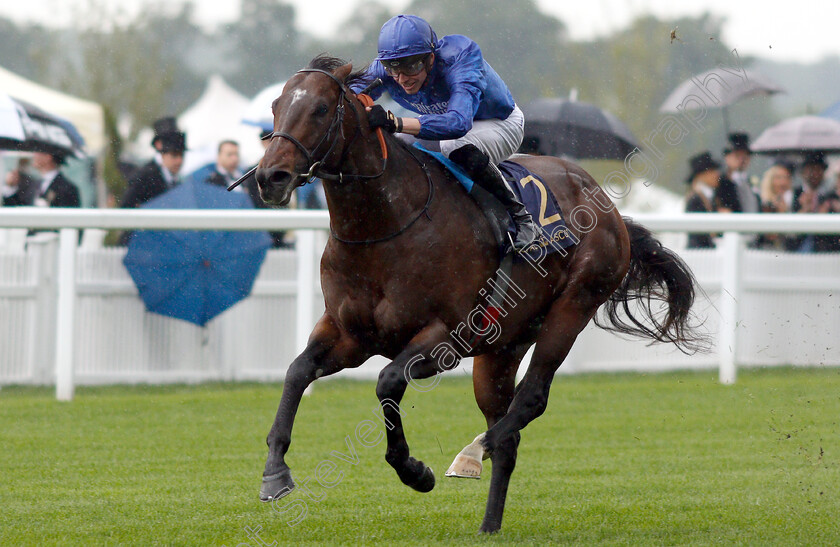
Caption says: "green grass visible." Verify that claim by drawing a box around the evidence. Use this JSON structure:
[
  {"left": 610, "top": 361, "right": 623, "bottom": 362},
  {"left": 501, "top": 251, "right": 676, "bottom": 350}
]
[{"left": 1, "top": 367, "right": 839, "bottom": 546}]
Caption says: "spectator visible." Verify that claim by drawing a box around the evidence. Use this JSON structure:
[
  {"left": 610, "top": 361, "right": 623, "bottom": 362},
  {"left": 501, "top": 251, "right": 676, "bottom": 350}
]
[
  {"left": 793, "top": 151, "right": 827, "bottom": 213},
  {"left": 816, "top": 166, "right": 840, "bottom": 252},
  {"left": 205, "top": 140, "right": 243, "bottom": 188},
  {"left": 2, "top": 157, "right": 38, "bottom": 206},
  {"left": 118, "top": 121, "right": 186, "bottom": 245},
  {"left": 755, "top": 161, "right": 796, "bottom": 251},
  {"left": 684, "top": 151, "right": 721, "bottom": 249},
  {"left": 819, "top": 167, "right": 840, "bottom": 214},
  {"left": 715, "top": 132, "right": 760, "bottom": 213},
  {"left": 31, "top": 152, "right": 80, "bottom": 208},
  {"left": 792, "top": 151, "right": 828, "bottom": 252},
  {"left": 760, "top": 161, "right": 795, "bottom": 213},
  {"left": 120, "top": 126, "right": 186, "bottom": 209}
]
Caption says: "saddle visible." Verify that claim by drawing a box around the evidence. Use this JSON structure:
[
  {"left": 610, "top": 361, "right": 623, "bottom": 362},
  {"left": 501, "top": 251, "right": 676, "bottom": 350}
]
[{"left": 412, "top": 144, "right": 576, "bottom": 261}]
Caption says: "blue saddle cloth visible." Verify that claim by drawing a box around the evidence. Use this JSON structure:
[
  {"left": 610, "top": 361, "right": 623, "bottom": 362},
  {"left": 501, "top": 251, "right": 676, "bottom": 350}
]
[{"left": 413, "top": 144, "right": 576, "bottom": 259}]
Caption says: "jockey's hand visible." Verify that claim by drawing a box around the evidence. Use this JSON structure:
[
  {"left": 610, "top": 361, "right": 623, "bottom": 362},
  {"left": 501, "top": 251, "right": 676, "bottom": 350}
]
[{"left": 367, "top": 105, "right": 400, "bottom": 133}]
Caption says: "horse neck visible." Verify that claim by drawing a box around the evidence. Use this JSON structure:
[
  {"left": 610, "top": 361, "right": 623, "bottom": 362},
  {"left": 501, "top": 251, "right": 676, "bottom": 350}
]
[{"left": 323, "top": 134, "right": 428, "bottom": 241}]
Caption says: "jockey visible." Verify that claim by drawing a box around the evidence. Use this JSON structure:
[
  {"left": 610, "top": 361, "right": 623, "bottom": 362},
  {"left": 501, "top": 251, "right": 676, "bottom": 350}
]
[{"left": 350, "top": 14, "right": 539, "bottom": 251}]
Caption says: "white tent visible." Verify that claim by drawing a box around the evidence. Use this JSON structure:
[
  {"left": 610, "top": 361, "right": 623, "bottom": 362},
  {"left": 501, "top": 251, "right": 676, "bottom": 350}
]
[
  {"left": 176, "top": 75, "right": 264, "bottom": 176},
  {"left": 0, "top": 64, "right": 105, "bottom": 155}
]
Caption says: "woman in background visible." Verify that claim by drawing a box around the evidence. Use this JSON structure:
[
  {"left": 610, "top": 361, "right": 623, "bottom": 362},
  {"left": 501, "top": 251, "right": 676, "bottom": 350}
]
[{"left": 756, "top": 161, "right": 796, "bottom": 251}]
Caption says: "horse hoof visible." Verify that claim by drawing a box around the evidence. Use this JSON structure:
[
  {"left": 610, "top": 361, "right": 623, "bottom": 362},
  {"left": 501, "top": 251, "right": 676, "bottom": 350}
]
[
  {"left": 260, "top": 469, "right": 295, "bottom": 502},
  {"left": 409, "top": 465, "right": 436, "bottom": 493},
  {"left": 445, "top": 453, "right": 482, "bottom": 479}
]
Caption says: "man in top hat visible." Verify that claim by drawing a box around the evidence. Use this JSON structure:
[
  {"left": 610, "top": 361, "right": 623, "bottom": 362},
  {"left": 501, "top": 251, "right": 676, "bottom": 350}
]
[
  {"left": 793, "top": 151, "right": 828, "bottom": 214},
  {"left": 30, "top": 151, "right": 81, "bottom": 208},
  {"left": 792, "top": 151, "right": 831, "bottom": 252},
  {"left": 715, "top": 132, "right": 759, "bottom": 213},
  {"left": 120, "top": 121, "right": 186, "bottom": 210},
  {"left": 684, "top": 151, "right": 721, "bottom": 249}
]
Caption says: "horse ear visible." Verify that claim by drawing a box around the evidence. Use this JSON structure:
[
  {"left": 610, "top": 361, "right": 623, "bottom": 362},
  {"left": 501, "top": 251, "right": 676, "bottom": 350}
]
[{"left": 334, "top": 62, "right": 353, "bottom": 82}]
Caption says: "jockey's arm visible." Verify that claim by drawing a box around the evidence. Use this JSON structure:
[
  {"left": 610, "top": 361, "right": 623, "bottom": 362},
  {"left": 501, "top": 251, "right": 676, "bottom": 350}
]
[{"left": 396, "top": 117, "right": 422, "bottom": 136}]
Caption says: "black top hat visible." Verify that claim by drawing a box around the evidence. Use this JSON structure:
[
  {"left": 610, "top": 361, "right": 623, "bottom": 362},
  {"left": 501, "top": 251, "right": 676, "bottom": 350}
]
[
  {"left": 158, "top": 131, "right": 187, "bottom": 154},
  {"left": 151, "top": 117, "right": 181, "bottom": 147},
  {"left": 686, "top": 151, "right": 721, "bottom": 183},
  {"left": 723, "top": 132, "right": 751, "bottom": 155},
  {"left": 801, "top": 150, "right": 827, "bottom": 169},
  {"left": 260, "top": 128, "right": 273, "bottom": 140}
]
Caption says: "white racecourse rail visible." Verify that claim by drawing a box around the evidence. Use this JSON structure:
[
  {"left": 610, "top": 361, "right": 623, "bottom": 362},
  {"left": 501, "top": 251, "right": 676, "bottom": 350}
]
[{"left": 0, "top": 208, "right": 838, "bottom": 401}]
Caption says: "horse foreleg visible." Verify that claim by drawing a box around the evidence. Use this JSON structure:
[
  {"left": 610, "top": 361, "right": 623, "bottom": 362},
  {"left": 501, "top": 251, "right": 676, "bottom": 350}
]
[
  {"left": 479, "top": 297, "right": 599, "bottom": 533},
  {"left": 375, "top": 320, "right": 451, "bottom": 493},
  {"left": 261, "top": 314, "right": 368, "bottom": 501}
]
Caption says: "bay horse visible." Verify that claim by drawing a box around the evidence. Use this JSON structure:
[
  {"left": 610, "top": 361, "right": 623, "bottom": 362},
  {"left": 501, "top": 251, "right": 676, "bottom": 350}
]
[{"left": 254, "top": 56, "right": 703, "bottom": 534}]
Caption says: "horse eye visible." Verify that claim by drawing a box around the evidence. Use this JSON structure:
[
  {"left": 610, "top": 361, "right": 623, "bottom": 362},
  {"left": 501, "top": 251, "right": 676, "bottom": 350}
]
[{"left": 314, "top": 104, "right": 329, "bottom": 117}]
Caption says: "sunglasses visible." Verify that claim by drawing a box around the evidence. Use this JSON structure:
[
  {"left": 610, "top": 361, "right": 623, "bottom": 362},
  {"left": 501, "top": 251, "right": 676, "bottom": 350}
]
[{"left": 380, "top": 54, "right": 429, "bottom": 77}]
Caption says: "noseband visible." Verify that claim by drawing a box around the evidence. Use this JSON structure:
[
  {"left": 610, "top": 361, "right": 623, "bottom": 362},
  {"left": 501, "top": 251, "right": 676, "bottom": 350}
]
[{"left": 261, "top": 68, "right": 386, "bottom": 185}]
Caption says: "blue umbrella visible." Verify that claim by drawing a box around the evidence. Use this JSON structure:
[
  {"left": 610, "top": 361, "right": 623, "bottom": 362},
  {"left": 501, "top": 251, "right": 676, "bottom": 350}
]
[{"left": 123, "top": 179, "right": 271, "bottom": 326}]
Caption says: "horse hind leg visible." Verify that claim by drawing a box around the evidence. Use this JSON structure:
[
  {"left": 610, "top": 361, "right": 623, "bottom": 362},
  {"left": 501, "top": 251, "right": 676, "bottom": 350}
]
[
  {"left": 479, "top": 294, "right": 603, "bottom": 533},
  {"left": 446, "top": 346, "right": 525, "bottom": 479}
]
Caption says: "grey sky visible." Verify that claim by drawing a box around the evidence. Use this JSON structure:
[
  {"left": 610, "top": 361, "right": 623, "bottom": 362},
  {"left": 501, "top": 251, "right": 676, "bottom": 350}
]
[{"left": 2, "top": 0, "right": 838, "bottom": 64}]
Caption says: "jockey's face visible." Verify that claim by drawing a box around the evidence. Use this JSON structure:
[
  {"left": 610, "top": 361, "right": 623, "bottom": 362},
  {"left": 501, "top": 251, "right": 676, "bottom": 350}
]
[{"left": 389, "top": 53, "right": 433, "bottom": 95}]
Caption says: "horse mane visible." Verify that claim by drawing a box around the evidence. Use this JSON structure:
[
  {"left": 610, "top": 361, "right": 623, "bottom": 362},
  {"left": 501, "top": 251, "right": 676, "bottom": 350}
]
[{"left": 307, "top": 54, "right": 370, "bottom": 88}]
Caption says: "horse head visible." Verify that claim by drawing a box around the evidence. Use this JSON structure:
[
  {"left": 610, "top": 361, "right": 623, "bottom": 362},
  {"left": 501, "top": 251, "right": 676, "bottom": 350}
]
[{"left": 255, "top": 60, "right": 356, "bottom": 206}]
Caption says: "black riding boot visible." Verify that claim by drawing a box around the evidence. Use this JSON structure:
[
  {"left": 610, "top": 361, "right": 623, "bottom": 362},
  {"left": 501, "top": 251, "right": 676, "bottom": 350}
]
[{"left": 450, "top": 144, "right": 540, "bottom": 251}]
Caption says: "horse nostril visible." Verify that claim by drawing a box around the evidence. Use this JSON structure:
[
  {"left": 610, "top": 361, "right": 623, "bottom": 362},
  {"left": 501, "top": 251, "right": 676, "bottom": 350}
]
[{"left": 256, "top": 167, "right": 292, "bottom": 188}]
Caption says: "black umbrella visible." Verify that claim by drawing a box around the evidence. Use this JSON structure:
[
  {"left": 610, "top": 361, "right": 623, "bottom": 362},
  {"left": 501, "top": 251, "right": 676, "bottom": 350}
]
[
  {"left": 0, "top": 93, "right": 86, "bottom": 158},
  {"left": 522, "top": 98, "right": 640, "bottom": 160},
  {"left": 659, "top": 69, "right": 784, "bottom": 134}
]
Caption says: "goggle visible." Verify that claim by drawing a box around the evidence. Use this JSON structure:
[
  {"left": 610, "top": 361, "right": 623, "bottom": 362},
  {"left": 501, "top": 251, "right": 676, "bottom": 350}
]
[{"left": 380, "top": 54, "right": 429, "bottom": 77}]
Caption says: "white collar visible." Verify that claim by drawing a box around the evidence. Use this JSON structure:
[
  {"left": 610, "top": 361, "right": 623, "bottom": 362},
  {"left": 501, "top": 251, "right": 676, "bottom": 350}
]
[
  {"left": 39, "top": 169, "right": 59, "bottom": 194},
  {"left": 695, "top": 181, "right": 715, "bottom": 201}
]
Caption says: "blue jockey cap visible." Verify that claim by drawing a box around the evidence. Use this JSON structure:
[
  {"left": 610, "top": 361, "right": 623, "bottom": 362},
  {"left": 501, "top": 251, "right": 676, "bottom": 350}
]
[{"left": 375, "top": 15, "right": 438, "bottom": 61}]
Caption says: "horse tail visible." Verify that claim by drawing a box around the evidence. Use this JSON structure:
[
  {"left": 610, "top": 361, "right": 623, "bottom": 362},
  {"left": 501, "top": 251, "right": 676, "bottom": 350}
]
[{"left": 594, "top": 217, "right": 709, "bottom": 354}]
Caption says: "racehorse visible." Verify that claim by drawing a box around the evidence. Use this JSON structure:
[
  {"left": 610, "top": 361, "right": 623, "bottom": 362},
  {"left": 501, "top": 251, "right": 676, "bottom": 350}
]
[{"left": 253, "top": 55, "right": 704, "bottom": 534}]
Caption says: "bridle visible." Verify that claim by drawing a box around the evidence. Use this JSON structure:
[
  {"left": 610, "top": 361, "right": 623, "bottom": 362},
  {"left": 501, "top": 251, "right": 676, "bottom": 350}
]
[
  {"left": 258, "top": 67, "right": 435, "bottom": 245},
  {"left": 261, "top": 68, "right": 386, "bottom": 185}
]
